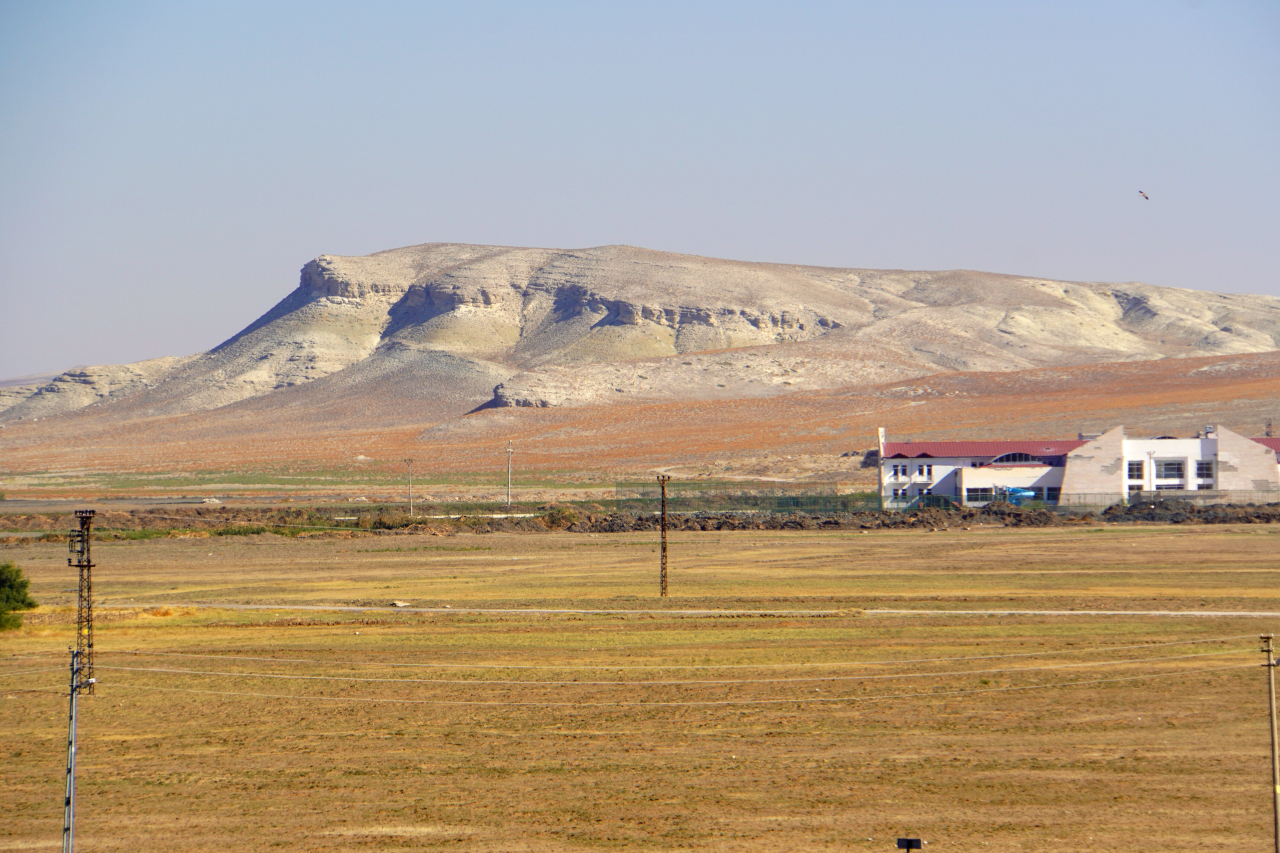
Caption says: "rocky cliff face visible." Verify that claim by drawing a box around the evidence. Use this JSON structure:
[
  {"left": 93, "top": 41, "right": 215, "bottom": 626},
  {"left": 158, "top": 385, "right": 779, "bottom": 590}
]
[
  {"left": 5, "top": 242, "right": 1280, "bottom": 424},
  {"left": 0, "top": 357, "right": 195, "bottom": 422}
]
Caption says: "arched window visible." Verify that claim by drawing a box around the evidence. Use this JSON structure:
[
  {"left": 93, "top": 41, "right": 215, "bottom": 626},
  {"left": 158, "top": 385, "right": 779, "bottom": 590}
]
[{"left": 991, "top": 452, "right": 1036, "bottom": 464}]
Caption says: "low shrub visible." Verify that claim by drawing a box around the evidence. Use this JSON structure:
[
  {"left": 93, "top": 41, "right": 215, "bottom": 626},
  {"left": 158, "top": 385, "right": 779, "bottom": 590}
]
[
  {"left": 542, "top": 507, "right": 578, "bottom": 529},
  {"left": 214, "top": 525, "right": 293, "bottom": 537}
]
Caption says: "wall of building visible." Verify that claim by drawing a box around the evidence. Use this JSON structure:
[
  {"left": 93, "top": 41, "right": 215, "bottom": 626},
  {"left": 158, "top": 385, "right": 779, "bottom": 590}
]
[
  {"left": 1216, "top": 424, "right": 1280, "bottom": 491},
  {"left": 958, "top": 466, "right": 1065, "bottom": 503},
  {"left": 883, "top": 457, "right": 966, "bottom": 499},
  {"left": 1059, "top": 425, "right": 1126, "bottom": 499},
  {"left": 1122, "top": 437, "right": 1214, "bottom": 492}
]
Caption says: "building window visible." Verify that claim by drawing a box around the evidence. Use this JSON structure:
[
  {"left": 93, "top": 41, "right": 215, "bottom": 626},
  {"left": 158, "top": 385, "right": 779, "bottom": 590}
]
[
  {"left": 919, "top": 487, "right": 932, "bottom": 496},
  {"left": 1128, "top": 461, "right": 1144, "bottom": 480},
  {"left": 892, "top": 487, "right": 908, "bottom": 498},
  {"left": 1197, "top": 460, "right": 1214, "bottom": 480},
  {"left": 1046, "top": 487, "right": 1061, "bottom": 502},
  {"left": 916, "top": 464, "right": 933, "bottom": 478},
  {"left": 1028, "top": 488, "right": 1044, "bottom": 501},
  {"left": 992, "top": 452, "right": 1035, "bottom": 464},
  {"left": 1129, "top": 485, "right": 1143, "bottom": 495},
  {"left": 1155, "top": 484, "right": 1182, "bottom": 490},
  {"left": 965, "top": 488, "right": 993, "bottom": 502},
  {"left": 891, "top": 464, "right": 906, "bottom": 478},
  {"left": 1155, "top": 460, "right": 1185, "bottom": 479}
]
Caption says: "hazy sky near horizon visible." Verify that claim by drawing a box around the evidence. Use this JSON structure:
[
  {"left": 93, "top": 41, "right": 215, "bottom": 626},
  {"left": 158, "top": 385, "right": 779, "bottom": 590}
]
[{"left": 1, "top": 1, "right": 1277, "bottom": 378}]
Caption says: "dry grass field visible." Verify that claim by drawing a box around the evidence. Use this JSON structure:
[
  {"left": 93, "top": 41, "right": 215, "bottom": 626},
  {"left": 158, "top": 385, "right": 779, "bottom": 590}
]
[{"left": 4, "top": 524, "right": 1280, "bottom": 851}]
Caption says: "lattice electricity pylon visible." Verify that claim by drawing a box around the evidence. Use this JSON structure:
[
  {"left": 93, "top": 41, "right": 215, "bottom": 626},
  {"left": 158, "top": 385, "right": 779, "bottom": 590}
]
[{"left": 67, "top": 510, "right": 95, "bottom": 695}]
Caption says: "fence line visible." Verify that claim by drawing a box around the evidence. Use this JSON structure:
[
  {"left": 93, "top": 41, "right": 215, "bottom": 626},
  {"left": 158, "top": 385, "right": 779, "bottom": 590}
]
[
  {"left": 614, "top": 481, "right": 1280, "bottom": 515},
  {"left": 614, "top": 481, "right": 879, "bottom": 514}
]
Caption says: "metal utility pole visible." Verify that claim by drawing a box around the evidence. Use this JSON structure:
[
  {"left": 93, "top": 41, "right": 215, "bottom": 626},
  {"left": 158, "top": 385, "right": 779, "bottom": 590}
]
[
  {"left": 62, "top": 648, "right": 92, "bottom": 853},
  {"left": 506, "top": 442, "right": 514, "bottom": 508},
  {"left": 657, "top": 475, "right": 670, "bottom": 597},
  {"left": 63, "top": 510, "right": 96, "bottom": 853},
  {"left": 1264, "top": 634, "right": 1280, "bottom": 853},
  {"left": 404, "top": 458, "right": 415, "bottom": 518},
  {"left": 68, "top": 510, "right": 94, "bottom": 693}
]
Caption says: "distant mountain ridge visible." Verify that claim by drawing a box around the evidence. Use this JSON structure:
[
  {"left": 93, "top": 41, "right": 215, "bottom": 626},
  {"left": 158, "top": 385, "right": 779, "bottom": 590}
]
[{"left": 5, "top": 242, "right": 1280, "bottom": 425}]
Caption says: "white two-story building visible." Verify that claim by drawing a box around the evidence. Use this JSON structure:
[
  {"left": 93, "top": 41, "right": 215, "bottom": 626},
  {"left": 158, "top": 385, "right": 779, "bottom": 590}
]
[{"left": 878, "top": 425, "right": 1280, "bottom": 507}]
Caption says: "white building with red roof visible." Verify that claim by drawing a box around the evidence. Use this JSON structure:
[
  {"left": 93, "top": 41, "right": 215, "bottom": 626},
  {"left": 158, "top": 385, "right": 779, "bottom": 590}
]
[{"left": 877, "top": 425, "right": 1280, "bottom": 508}]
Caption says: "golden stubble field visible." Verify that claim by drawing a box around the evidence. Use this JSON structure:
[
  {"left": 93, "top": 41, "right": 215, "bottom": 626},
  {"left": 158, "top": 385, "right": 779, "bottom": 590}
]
[{"left": 4, "top": 524, "right": 1280, "bottom": 852}]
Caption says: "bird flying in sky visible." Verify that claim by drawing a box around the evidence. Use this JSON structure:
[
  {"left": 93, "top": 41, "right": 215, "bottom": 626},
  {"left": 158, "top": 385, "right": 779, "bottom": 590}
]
[{"left": 1139, "top": 190, "right": 1149, "bottom": 200}]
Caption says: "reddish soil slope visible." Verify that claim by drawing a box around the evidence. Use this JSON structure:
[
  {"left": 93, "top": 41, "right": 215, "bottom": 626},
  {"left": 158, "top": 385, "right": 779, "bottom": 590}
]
[{"left": 3, "top": 350, "right": 1279, "bottom": 481}]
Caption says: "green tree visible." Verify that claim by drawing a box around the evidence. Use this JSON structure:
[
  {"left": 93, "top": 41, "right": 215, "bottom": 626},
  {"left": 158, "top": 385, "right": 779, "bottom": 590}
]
[{"left": 0, "top": 561, "right": 37, "bottom": 630}]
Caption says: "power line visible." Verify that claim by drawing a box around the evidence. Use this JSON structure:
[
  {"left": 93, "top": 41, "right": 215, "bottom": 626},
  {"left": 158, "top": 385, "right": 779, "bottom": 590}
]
[
  {"left": 0, "top": 687, "right": 66, "bottom": 698},
  {"left": 102, "top": 634, "right": 1256, "bottom": 672},
  {"left": 657, "top": 473, "right": 670, "bottom": 597},
  {"left": 92, "top": 649, "right": 1253, "bottom": 688},
  {"left": 94, "top": 662, "right": 1259, "bottom": 708},
  {"left": 0, "top": 667, "right": 67, "bottom": 678}
]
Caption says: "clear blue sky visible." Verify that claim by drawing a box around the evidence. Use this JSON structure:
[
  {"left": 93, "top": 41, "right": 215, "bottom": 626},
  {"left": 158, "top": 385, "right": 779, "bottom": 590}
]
[{"left": 1, "top": 1, "right": 1277, "bottom": 378}]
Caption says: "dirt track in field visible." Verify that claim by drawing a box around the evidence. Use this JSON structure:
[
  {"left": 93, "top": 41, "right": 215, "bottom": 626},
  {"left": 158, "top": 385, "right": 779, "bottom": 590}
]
[{"left": 3, "top": 525, "right": 1280, "bottom": 851}]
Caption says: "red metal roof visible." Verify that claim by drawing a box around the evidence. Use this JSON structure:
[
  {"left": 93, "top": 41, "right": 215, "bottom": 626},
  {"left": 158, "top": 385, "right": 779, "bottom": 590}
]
[
  {"left": 883, "top": 437, "right": 1280, "bottom": 458},
  {"left": 882, "top": 440, "right": 1087, "bottom": 459}
]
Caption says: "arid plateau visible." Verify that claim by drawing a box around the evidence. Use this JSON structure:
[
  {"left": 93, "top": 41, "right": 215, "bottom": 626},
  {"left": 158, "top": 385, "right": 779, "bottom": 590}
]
[{"left": 4, "top": 242, "right": 1280, "bottom": 493}]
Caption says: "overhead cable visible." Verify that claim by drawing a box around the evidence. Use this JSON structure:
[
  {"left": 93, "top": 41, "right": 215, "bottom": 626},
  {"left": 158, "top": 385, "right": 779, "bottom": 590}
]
[
  {"left": 99, "top": 663, "right": 1259, "bottom": 708},
  {"left": 93, "top": 648, "right": 1253, "bottom": 688},
  {"left": 103, "top": 634, "right": 1255, "bottom": 672}
]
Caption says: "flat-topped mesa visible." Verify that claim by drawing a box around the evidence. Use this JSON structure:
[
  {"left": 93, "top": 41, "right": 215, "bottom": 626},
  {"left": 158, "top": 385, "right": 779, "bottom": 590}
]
[
  {"left": 301, "top": 255, "right": 419, "bottom": 300},
  {"left": 299, "top": 247, "right": 845, "bottom": 347},
  {"left": 7, "top": 241, "right": 1280, "bottom": 424},
  {"left": 302, "top": 253, "right": 525, "bottom": 311}
]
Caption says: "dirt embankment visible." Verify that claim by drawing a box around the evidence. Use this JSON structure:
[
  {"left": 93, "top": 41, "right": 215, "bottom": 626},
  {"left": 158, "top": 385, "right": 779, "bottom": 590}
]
[
  {"left": 9, "top": 499, "right": 1280, "bottom": 542},
  {"left": 0, "top": 501, "right": 1067, "bottom": 539},
  {"left": 561, "top": 501, "right": 1068, "bottom": 533},
  {"left": 1103, "top": 498, "right": 1280, "bottom": 525}
]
